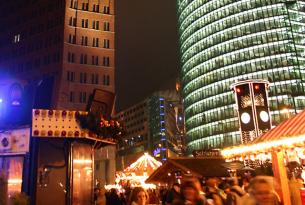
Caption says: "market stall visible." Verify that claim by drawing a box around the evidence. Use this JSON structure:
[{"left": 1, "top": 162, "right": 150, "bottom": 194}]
[
  {"left": 0, "top": 127, "right": 30, "bottom": 205},
  {"left": 30, "top": 109, "right": 118, "bottom": 205},
  {"left": 115, "top": 153, "right": 162, "bottom": 189},
  {"left": 222, "top": 109, "right": 305, "bottom": 205},
  {"left": 146, "top": 157, "right": 229, "bottom": 185}
]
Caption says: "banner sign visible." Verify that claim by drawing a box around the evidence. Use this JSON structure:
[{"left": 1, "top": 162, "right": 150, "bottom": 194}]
[
  {"left": 0, "top": 128, "right": 30, "bottom": 154},
  {"left": 192, "top": 149, "right": 222, "bottom": 158}
]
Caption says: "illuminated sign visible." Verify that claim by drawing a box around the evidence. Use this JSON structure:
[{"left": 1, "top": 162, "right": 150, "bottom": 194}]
[
  {"left": 0, "top": 128, "right": 30, "bottom": 154},
  {"left": 192, "top": 149, "right": 222, "bottom": 158}
]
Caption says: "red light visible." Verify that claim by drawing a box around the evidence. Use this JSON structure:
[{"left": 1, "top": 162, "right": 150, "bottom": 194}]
[
  {"left": 33, "top": 130, "right": 39, "bottom": 135},
  {"left": 61, "top": 131, "right": 67, "bottom": 136},
  {"left": 62, "top": 110, "right": 67, "bottom": 117},
  {"left": 254, "top": 85, "right": 260, "bottom": 90},
  {"left": 236, "top": 88, "right": 241, "bottom": 93},
  {"left": 48, "top": 110, "right": 54, "bottom": 116},
  {"left": 48, "top": 130, "right": 53, "bottom": 136},
  {"left": 34, "top": 110, "right": 40, "bottom": 115}
]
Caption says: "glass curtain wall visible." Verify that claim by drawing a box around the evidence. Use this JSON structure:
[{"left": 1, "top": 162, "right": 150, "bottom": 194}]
[{"left": 177, "top": 0, "right": 305, "bottom": 153}]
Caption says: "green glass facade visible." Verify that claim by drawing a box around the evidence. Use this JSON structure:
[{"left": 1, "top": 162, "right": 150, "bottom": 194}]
[{"left": 178, "top": 0, "right": 305, "bottom": 153}]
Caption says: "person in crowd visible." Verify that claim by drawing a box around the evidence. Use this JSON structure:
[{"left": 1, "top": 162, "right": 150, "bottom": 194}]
[
  {"left": 188, "top": 178, "right": 207, "bottom": 203},
  {"left": 241, "top": 176, "right": 281, "bottom": 205},
  {"left": 173, "top": 180, "right": 207, "bottom": 205},
  {"left": 120, "top": 192, "right": 127, "bottom": 205},
  {"left": 129, "top": 187, "right": 149, "bottom": 205},
  {"left": 94, "top": 188, "right": 101, "bottom": 205},
  {"left": 166, "top": 183, "right": 182, "bottom": 205},
  {"left": 205, "top": 177, "right": 224, "bottom": 205},
  {"left": 148, "top": 189, "right": 159, "bottom": 204},
  {"left": 106, "top": 188, "right": 122, "bottom": 205},
  {"left": 96, "top": 187, "right": 107, "bottom": 205},
  {"left": 225, "top": 178, "right": 247, "bottom": 205},
  {"left": 161, "top": 188, "right": 168, "bottom": 205},
  {"left": 241, "top": 178, "right": 250, "bottom": 193}
]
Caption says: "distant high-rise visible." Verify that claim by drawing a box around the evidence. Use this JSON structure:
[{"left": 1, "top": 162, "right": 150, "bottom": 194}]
[
  {"left": 115, "top": 89, "right": 185, "bottom": 170},
  {"left": 0, "top": 0, "right": 115, "bottom": 111},
  {"left": 177, "top": 0, "right": 305, "bottom": 153}
]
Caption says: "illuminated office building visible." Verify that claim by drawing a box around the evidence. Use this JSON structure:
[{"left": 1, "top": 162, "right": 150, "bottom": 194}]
[
  {"left": 0, "top": 0, "right": 115, "bottom": 111},
  {"left": 178, "top": 0, "right": 305, "bottom": 153}
]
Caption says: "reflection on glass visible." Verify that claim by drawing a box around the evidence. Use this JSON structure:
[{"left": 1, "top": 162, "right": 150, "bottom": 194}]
[
  {"left": 0, "top": 156, "right": 24, "bottom": 205},
  {"left": 72, "top": 143, "right": 93, "bottom": 205}
]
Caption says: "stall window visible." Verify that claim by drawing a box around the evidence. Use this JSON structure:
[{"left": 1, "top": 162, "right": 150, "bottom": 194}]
[
  {"left": 72, "top": 143, "right": 93, "bottom": 205},
  {"left": 0, "top": 156, "right": 24, "bottom": 205}
]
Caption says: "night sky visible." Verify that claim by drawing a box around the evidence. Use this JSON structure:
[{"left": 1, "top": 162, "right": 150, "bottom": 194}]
[{"left": 115, "top": 0, "right": 180, "bottom": 111}]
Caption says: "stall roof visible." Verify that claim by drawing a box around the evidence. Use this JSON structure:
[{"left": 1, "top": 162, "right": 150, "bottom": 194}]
[
  {"left": 222, "top": 109, "right": 305, "bottom": 157},
  {"left": 146, "top": 158, "right": 229, "bottom": 184},
  {"left": 123, "top": 153, "right": 162, "bottom": 176},
  {"left": 253, "top": 109, "right": 305, "bottom": 143}
]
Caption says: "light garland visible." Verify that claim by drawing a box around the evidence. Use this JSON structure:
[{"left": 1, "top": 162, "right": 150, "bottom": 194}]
[
  {"left": 221, "top": 134, "right": 305, "bottom": 158},
  {"left": 124, "top": 153, "right": 162, "bottom": 173}
]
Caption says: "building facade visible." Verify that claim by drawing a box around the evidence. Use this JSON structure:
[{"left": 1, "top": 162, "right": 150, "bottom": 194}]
[
  {"left": 0, "top": 0, "right": 115, "bottom": 111},
  {"left": 177, "top": 0, "right": 305, "bottom": 153},
  {"left": 115, "top": 89, "right": 185, "bottom": 170}
]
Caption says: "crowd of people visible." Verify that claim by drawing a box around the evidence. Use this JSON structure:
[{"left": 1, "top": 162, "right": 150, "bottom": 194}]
[{"left": 94, "top": 176, "right": 282, "bottom": 205}]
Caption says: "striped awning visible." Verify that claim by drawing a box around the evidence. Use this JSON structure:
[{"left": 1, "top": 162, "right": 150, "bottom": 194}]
[
  {"left": 253, "top": 109, "right": 305, "bottom": 143},
  {"left": 222, "top": 109, "right": 305, "bottom": 158}
]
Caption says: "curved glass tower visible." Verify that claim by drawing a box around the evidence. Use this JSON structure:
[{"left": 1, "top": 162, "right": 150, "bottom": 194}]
[{"left": 178, "top": 0, "right": 305, "bottom": 153}]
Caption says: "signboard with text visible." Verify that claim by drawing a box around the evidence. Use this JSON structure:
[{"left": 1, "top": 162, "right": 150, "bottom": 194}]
[{"left": 192, "top": 149, "right": 222, "bottom": 158}]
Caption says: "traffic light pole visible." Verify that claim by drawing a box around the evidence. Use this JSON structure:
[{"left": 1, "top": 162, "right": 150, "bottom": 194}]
[{"left": 249, "top": 82, "right": 260, "bottom": 140}]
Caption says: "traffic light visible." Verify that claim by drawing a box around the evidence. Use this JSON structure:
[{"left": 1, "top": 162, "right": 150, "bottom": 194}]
[
  {"left": 234, "top": 84, "right": 256, "bottom": 143},
  {"left": 232, "top": 80, "right": 271, "bottom": 143},
  {"left": 252, "top": 83, "right": 271, "bottom": 132}
]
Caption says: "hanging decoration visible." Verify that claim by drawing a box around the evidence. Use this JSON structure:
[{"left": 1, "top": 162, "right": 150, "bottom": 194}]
[{"left": 76, "top": 112, "right": 124, "bottom": 142}]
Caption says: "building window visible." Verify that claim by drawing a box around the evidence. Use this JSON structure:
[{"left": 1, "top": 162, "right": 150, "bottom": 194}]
[
  {"left": 92, "top": 38, "right": 99, "bottom": 47},
  {"left": 103, "top": 57, "right": 110, "bottom": 66},
  {"left": 80, "top": 72, "right": 87, "bottom": 83},
  {"left": 70, "top": 0, "right": 77, "bottom": 8},
  {"left": 91, "top": 56, "right": 99, "bottom": 65},
  {"left": 104, "top": 22, "right": 110, "bottom": 31},
  {"left": 92, "top": 20, "right": 99, "bottom": 30},
  {"left": 67, "top": 71, "right": 75, "bottom": 82},
  {"left": 103, "top": 6, "right": 110, "bottom": 14},
  {"left": 103, "top": 39, "right": 109, "bottom": 48},
  {"left": 68, "top": 34, "right": 76, "bottom": 44},
  {"left": 91, "top": 74, "right": 99, "bottom": 84},
  {"left": 13, "top": 34, "right": 21, "bottom": 43},
  {"left": 93, "top": 4, "right": 99, "bottom": 12},
  {"left": 79, "top": 92, "right": 87, "bottom": 103},
  {"left": 69, "top": 91, "right": 75, "bottom": 102},
  {"left": 81, "top": 19, "right": 88, "bottom": 28},
  {"left": 103, "top": 75, "right": 110, "bottom": 86},
  {"left": 80, "top": 54, "right": 87, "bottom": 64},
  {"left": 68, "top": 52, "right": 75, "bottom": 63},
  {"left": 82, "top": 2, "right": 89, "bottom": 11},
  {"left": 53, "top": 52, "right": 60, "bottom": 63},
  {"left": 81, "top": 36, "right": 88, "bottom": 46},
  {"left": 69, "top": 17, "right": 76, "bottom": 26}
]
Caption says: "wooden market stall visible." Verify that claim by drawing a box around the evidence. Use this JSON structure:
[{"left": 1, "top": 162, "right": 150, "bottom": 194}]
[
  {"left": 222, "top": 109, "right": 305, "bottom": 205},
  {"left": 146, "top": 157, "right": 229, "bottom": 185}
]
